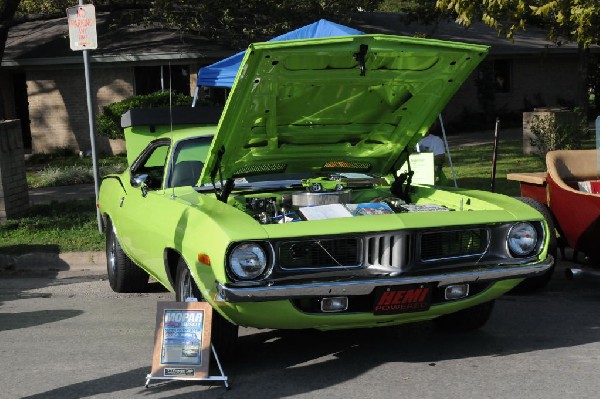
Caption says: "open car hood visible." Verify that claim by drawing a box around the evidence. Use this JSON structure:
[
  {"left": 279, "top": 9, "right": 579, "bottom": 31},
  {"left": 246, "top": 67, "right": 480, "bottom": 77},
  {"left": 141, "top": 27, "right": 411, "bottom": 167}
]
[{"left": 199, "top": 35, "right": 488, "bottom": 185}]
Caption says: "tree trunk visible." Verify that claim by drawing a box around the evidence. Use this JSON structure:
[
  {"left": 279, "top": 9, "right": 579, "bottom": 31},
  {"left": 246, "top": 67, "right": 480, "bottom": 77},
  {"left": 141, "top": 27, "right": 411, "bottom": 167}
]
[
  {"left": 0, "top": 0, "right": 22, "bottom": 120},
  {"left": 577, "top": 44, "right": 590, "bottom": 117}
]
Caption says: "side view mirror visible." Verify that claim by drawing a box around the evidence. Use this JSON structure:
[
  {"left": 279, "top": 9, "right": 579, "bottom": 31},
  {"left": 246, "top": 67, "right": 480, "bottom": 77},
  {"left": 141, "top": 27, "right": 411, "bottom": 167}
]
[
  {"left": 131, "top": 174, "right": 150, "bottom": 197},
  {"left": 131, "top": 173, "right": 148, "bottom": 188}
]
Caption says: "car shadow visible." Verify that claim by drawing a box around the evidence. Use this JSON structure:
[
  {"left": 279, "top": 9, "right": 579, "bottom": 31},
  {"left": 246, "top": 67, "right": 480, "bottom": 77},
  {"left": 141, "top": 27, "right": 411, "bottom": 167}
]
[
  {"left": 0, "top": 244, "right": 63, "bottom": 308},
  {"left": 0, "top": 309, "right": 84, "bottom": 331}
]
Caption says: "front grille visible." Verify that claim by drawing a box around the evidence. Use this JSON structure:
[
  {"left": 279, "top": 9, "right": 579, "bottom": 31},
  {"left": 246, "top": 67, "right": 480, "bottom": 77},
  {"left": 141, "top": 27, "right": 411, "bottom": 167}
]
[
  {"left": 364, "top": 233, "right": 409, "bottom": 272},
  {"left": 419, "top": 229, "right": 488, "bottom": 262},
  {"left": 279, "top": 238, "right": 360, "bottom": 270}
]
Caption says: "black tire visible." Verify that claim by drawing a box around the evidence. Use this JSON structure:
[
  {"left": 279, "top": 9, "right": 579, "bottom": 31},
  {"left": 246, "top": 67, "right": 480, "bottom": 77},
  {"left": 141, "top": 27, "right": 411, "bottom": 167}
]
[
  {"left": 105, "top": 218, "right": 149, "bottom": 293},
  {"left": 175, "top": 258, "right": 238, "bottom": 360},
  {"left": 434, "top": 300, "right": 495, "bottom": 332},
  {"left": 511, "top": 197, "right": 558, "bottom": 293}
]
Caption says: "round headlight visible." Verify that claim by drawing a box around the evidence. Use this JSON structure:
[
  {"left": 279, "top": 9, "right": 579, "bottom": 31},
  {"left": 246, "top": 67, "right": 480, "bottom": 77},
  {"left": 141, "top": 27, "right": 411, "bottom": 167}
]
[
  {"left": 229, "top": 243, "right": 268, "bottom": 280},
  {"left": 507, "top": 222, "right": 538, "bottom": 256}
]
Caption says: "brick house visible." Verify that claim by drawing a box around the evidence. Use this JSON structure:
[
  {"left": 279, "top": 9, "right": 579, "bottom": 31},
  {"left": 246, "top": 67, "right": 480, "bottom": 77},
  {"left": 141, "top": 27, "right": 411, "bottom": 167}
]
[
  {"left": 1, "top": 15, "right": 231, "bottom": 155},
  {"left": 1, "top": 12, "right": 597, "bottom": 154}
]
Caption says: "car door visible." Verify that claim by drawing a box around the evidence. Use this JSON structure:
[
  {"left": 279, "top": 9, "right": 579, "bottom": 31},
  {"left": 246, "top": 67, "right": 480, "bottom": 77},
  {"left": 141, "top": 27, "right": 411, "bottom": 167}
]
[
  {"left": 115, "top": 136, "right": 213, "bottom": 283},
  {"left": 117, "top": 139, "right": 175, "bottom": 277}
]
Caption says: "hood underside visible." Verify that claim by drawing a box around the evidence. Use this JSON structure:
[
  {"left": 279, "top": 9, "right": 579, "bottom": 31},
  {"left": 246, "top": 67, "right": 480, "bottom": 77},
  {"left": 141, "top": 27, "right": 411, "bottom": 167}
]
[{"left": 200, "top": 35, "right": 488, "bottom": 185}]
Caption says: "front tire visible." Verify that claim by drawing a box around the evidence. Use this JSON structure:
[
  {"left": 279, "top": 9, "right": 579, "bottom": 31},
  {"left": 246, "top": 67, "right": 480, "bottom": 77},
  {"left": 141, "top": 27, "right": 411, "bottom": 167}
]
[
  {"left": 434, "top": 301, "right": 495, "bottom": 332},
  {"left": 512, "top": 197, "right": 557, "bottom": 293},
  {"left": 175, "top": 258, "right": 238, "bottom": 359},
  {"left": 105, "top": 218, "right": 149, "bottom": 293}
]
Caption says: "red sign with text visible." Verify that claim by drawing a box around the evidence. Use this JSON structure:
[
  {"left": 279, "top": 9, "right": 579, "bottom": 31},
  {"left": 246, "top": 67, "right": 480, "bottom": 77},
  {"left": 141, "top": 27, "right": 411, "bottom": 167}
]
[{"left": 373, "top": 284, "right": 432, "bottom": 315}]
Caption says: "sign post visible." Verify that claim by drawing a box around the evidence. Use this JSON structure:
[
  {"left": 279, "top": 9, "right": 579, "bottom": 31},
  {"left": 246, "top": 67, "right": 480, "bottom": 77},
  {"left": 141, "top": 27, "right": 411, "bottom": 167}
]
[{"left": 66, "top": 1, "right": 102, "bottom": 232}]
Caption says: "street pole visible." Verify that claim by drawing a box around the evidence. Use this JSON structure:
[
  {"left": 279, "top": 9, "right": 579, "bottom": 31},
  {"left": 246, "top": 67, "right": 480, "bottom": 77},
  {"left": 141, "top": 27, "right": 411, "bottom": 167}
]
[{"left": 79, "top": 0, "right": 103, "bottom": 233}]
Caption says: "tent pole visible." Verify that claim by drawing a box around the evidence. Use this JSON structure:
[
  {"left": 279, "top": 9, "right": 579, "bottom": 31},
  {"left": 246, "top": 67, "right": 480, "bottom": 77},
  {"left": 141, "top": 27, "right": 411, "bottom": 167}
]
[
  {"left": 192, "top": 87, "right": 199, "bottom": 107},
  {"left": 438, "top": 114, "right": 457, "bottom": 187}
]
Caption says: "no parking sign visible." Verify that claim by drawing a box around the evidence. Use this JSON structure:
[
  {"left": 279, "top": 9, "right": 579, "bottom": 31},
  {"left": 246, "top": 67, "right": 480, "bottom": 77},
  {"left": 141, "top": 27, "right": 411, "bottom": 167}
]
[{"left": 66, "top": 4, "right": 97, "bottom": 50}]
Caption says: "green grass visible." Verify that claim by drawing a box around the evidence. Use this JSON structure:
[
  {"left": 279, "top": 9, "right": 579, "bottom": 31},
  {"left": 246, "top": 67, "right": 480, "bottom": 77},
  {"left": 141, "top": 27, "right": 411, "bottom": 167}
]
[
  {"left": 2, "top": 152, "right": 124, "bottom": 255},
  {"left": 0, "top": 199, "right": 104, "bottom": 255},
  {"left": 444, "top": 140, "right": 546, "bottom": 196}
]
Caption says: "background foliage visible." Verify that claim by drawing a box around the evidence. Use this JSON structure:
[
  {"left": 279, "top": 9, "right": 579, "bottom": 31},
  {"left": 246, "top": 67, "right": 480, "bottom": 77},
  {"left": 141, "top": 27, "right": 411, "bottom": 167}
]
[
  {"left": 529, "top": 109, "right": 591, "bottom": 156},
  {"left": 96, "top": 91, "right": 193, "bottom": 140}
]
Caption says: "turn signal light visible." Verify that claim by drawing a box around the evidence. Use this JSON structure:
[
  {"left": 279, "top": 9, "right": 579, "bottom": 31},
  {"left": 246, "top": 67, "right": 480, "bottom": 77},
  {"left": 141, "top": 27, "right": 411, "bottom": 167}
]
[{"left": 197, "top": 253, "right": 211, "bottom": 266}]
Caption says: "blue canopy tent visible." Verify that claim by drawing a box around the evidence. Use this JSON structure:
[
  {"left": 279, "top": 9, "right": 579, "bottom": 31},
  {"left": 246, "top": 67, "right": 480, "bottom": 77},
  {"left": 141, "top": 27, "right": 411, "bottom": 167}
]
[{"left": 195, "top": 19, "right": 363, "bottom": 92}]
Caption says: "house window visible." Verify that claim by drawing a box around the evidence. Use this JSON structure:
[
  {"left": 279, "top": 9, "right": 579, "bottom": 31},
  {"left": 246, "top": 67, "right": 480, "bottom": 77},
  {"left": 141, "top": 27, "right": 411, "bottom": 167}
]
[
  {"left": 134, "top": 65, "right": 190, "bottom": 95},
  {"left": 493, "top": 59, "right": 511, "bottom": 93}
]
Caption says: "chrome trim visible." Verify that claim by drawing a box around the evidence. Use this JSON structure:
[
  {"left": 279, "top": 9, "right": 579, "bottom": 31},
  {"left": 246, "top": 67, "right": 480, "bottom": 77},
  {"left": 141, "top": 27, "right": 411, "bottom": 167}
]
[
  {"left": 216, "top": 256, "right": 554, "bottom": 302},
  {"left": 364, "top": 232, "right": 408, "bottom": 273}
]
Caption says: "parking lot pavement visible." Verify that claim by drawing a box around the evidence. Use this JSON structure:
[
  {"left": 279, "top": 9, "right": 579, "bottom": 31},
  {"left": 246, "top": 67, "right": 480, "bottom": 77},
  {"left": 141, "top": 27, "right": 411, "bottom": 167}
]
[{"left": 1, "top": 257, "right": 599, "bottom": 399}]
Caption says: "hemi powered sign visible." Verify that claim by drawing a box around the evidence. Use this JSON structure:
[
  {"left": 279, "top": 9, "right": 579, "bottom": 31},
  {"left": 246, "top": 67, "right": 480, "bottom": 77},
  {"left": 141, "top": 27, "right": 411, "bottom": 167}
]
[{"left": 373, "top": 284, "right": 432, "bottom": 315}]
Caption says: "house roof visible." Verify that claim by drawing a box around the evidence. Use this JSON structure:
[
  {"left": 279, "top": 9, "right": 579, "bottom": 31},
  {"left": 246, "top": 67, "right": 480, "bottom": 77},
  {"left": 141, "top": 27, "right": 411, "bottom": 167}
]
[
  {"left": 3, "top": 11, "right": 596, "bottom": 68},
  {"left": 2, "top": 14, "right": 233, "bottom": 67}
]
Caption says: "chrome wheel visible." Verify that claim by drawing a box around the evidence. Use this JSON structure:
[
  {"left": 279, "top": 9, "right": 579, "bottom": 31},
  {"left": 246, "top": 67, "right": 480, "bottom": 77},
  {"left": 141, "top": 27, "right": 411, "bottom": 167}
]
[
  {"left": 178, "top": 266, "right": 195, "bottom": 301},
  {"left": 108, "top": 228, "right": 117, "bottom": 276}
]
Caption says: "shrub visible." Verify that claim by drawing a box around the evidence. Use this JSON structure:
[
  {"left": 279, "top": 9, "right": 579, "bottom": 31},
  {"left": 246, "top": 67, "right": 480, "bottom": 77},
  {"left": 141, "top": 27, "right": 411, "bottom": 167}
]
[
  {"left": 97, "top": 91, "right": 194, "bottom": 140},
  {"left": 529, "top": 108, "right": 590, "bottom": 157}
]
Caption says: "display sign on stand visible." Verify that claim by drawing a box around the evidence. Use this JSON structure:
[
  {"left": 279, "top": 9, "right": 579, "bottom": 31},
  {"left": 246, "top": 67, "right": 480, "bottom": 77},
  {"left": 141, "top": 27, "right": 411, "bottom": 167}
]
[
  {"left": 398, "top": 153, "right": 435, "bottom": 185},
  {"left": 146, "top": 302, "right": 229, "bottom": 389}
]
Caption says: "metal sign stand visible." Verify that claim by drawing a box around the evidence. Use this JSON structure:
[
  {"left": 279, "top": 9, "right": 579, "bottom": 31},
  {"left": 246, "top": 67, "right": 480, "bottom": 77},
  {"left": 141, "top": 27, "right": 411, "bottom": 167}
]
[{"left": 145, "top": 343, "right": 230, "bottom": 390}]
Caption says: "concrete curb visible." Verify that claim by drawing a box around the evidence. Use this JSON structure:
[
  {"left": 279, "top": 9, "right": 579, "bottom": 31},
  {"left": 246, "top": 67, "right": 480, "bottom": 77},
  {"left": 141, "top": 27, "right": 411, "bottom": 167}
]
[{"left": 0, "top": 251, "right": 106, "bottom": 273}]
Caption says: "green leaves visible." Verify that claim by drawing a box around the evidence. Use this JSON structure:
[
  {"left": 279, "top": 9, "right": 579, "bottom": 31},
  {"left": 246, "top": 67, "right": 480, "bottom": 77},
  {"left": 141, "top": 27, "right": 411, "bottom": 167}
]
[
  {"left": 97, "top": 91, "right": 193, "bottom": 140},
  {"left": 435, "top": 0, "right": 599, "bottom": 47}
]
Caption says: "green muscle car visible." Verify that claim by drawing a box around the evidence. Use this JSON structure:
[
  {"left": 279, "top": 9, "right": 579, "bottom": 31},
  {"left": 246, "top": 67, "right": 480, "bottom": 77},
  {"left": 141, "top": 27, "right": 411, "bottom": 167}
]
[{"left": 98, "top": 35, "right": 554, "bottom": 356}]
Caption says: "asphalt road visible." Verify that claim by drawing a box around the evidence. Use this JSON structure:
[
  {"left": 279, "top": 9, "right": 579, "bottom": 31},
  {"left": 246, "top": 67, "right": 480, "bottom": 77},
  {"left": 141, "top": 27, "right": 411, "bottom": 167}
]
[{"left": 1, "top": 259, "right": 599, "bottom": 399}]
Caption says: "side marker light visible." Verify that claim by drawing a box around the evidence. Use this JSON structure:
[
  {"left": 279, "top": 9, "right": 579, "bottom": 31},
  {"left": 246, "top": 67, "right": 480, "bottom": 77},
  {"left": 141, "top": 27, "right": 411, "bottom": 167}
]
[{"left": 198, "top": 253, "right": 211, "bottom": 266}]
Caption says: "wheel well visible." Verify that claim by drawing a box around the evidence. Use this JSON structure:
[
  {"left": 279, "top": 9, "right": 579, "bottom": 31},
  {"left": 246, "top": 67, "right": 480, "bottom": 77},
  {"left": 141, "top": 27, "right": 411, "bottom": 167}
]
[{"left": 164, "top": 248, "right": 181, "bottom": 289}]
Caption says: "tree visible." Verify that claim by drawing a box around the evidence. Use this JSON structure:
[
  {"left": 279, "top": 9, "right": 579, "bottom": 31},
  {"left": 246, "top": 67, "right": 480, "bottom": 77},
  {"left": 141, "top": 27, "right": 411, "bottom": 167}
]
[
  {"left": 0, "top": 0, "right": 20, "bottom": 63},
  {"left": 377, "top": 0, "right": 443, "bottom": 24},
  {"left": 3, "top": 1, "right": 383, "bottom": 55},
  {"left": 435, "top": 0, "right": 599, "bottom": 112}
]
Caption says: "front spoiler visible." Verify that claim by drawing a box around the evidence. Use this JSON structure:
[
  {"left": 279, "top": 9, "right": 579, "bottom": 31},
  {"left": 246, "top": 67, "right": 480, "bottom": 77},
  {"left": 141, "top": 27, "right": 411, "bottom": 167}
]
[{"left": 216, "top": 256, "right": 554, "bottom": 303}]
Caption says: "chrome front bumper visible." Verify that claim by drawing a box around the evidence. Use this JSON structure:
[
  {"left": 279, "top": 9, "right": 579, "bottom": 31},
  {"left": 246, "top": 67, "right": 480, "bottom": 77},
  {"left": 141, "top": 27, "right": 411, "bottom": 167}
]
[{"left": 216, "top": 256, "right": 554, "bottom": 303}]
